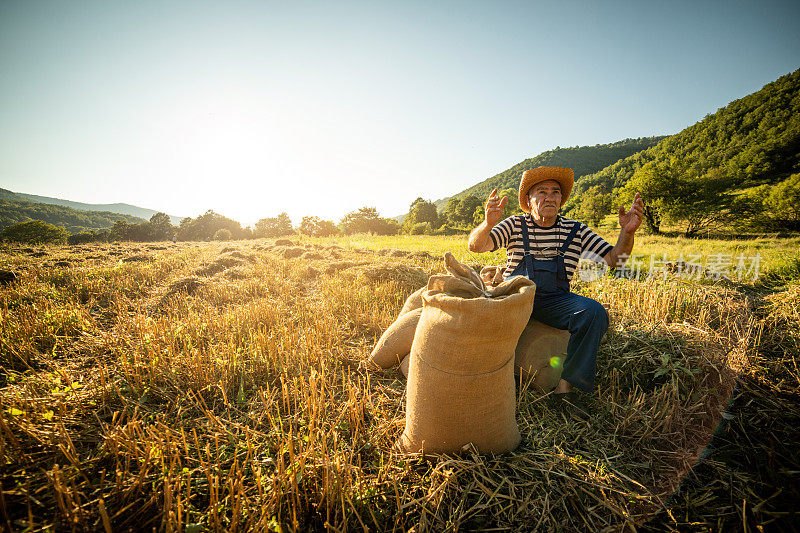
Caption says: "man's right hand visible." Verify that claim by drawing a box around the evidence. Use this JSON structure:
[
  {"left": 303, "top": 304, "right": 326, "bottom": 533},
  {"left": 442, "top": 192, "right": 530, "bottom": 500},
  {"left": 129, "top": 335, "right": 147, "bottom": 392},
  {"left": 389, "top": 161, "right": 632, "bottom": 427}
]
[{"left": 484, "top": 188, "right": 508, "bottom": 228}]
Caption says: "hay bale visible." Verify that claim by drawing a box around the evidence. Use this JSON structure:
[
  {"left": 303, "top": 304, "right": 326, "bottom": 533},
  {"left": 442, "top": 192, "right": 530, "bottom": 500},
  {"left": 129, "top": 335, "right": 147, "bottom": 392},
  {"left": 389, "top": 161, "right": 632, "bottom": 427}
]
[
  {"left": 166, "top": 277, "right": 206, "bottom": 296},
  {"left": 226, "top": 250, "right": 256, "bottom": 262},
  {"left": 122, "top": 255, "right": 151, "bottom": 263},
  {"left": 0, "top": 270, "right": 18, "bottom": 285},
  {"left": 361, "top": 264, "right": 427, "bottom": 288},
  {"left": 300, "top": 266, "right": 320, "bottom": 280},
  {"left": 282, "top": 247, "right": 304, "bottom": 259},
  {"left": 301, "top": 251, "right": 325, "bottom": 260},
  {"left": 396, "top": 276, "right": 536, "bottom": 454},
  {"left": 325, "top": 261, "right": 357, "bottom": 274},
  {"left": 222, "top": 267, "right": 248, "bottom": 280},
  {"left": 195, "top": 256, "right": 244, "bottom": 276}
]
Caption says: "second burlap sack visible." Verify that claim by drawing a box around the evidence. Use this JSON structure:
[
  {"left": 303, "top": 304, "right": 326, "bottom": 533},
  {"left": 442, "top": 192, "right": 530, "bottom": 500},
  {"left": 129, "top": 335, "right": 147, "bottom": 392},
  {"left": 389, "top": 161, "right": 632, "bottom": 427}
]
[
  {"left": 514, "top": 320, "right": 571, "bottom": 392},
  {"left": 396, "top": 275, "right": 536, "bottom": 454}
]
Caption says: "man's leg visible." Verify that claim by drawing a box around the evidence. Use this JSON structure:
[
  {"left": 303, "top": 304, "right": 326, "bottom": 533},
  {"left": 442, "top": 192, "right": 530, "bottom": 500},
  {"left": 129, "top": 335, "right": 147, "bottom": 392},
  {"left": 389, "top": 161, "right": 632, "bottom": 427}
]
[{"left": 531, "top": 292, "right": 609, "bottom": 392}]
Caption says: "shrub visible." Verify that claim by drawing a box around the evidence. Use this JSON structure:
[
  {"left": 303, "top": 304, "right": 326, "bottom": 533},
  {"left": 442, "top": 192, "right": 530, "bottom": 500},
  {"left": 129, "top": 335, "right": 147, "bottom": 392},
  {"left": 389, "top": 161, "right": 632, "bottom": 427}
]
[
  {"left": 0, "top": 220, "right": 69, "bottom": 244},
  {"left": 409, "top": 222, "right": 432, "bottom": 235},
  {"left": 431, "top": 224, "right": 462, "bottom": 236},
  {"left": 213, "top": 228, "right": 233, "bottom": 241}
]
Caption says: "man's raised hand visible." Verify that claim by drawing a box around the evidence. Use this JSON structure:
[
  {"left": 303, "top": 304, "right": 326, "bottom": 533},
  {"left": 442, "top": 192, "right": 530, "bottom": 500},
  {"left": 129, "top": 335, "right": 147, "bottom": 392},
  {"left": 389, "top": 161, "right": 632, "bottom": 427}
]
[
  {"left": 618, "top": 192, "right": 644, "bottom": 234},
  {"left": 485, "top": 188, "right": 508, "bottom": 228}
]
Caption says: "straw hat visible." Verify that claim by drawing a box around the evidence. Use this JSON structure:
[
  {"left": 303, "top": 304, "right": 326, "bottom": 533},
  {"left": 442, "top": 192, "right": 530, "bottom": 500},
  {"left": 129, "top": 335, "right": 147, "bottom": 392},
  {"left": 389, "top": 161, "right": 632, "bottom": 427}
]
[{"left": 518, "top": 166, "right": 574, "bottom": 212}]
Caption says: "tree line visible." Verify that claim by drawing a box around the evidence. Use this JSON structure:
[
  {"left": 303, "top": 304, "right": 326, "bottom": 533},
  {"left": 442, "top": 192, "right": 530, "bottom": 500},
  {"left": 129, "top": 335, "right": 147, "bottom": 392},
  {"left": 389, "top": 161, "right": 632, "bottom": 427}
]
[{"left": 0, "top": 207, "right": 404, "bottom": 245}]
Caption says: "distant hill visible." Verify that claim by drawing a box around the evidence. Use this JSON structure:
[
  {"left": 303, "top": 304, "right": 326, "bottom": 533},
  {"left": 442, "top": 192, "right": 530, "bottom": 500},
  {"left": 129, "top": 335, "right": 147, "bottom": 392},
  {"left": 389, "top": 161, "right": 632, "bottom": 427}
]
[
  {"left": 432, "top": 137, "right": 666, "bottom": 211},
  {"left": 0, "top": 188, "right": 183, "bottom": 226},
  {"left": 0, "top": 191, "right": 148, "bottom": 235}
]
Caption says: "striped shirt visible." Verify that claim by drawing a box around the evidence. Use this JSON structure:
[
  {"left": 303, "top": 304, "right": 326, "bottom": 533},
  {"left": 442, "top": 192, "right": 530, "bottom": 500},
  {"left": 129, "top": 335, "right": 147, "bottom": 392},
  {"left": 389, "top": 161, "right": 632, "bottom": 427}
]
[{"left": 489, "top": 214, "right": 613, "bottom": 281}]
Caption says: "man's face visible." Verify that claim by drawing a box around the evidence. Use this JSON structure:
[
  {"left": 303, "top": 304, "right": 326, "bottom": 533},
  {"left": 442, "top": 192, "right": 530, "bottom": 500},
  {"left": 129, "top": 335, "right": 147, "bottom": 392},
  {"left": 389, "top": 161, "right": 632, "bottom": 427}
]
[{"left": 528, "top": 179, "right": 562, "bottom": 218}]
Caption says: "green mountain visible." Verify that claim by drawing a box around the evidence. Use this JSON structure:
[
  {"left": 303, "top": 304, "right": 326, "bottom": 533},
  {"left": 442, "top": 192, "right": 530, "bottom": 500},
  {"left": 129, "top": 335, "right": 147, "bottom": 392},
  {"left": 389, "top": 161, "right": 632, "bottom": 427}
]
[
  {"left": 567, "top": 68, "right": 800, "bottom": 234},
  {"left": 0, "top": 192, "right": 147, "bottom": 235},
  {"left": 0, "top": 188, "right": 183, "bottom": 226},
  {"left": 432, "top": 137, "right": 666, "bottom": 211}
]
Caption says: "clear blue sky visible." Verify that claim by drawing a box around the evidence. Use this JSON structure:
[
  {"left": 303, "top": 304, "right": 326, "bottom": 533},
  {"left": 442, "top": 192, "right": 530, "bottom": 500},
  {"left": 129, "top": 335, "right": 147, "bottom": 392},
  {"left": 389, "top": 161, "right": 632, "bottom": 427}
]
[{"left": 1, "top": 0, "right": 798, "bottom": 225}]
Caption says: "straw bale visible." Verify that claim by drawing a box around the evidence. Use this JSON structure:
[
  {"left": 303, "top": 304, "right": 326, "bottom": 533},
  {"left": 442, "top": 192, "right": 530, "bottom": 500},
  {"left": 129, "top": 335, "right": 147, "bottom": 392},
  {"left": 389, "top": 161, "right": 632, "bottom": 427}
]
[
  {"left": 222, "top": 267, "right": 248, "bottom": 280},
  {"left": 282, "top": 247, "right": 305, "bottom": 259},
  {"left": 122, "top": 254, "right": 151, "bottom": 263},
  {"left": 195, "top": 256, "right": 244, "bottom": 276},
  {"left": 300, "top": 266, "right": 320, "bottom": 280},
  {"left": 325, "top": 261, "right": 359, "bottom": 274},
  {"left": 226, "top": 250, "right": 256, "bottom": 262},
  {"left": 301, "top": 251, "right": 325, "bottom": 260},
  {"left": 166, "top": 277, "right": 206, "bottom": 296},
  {"left": 361, "top": 264, "right": 427, "bottom": 289}
]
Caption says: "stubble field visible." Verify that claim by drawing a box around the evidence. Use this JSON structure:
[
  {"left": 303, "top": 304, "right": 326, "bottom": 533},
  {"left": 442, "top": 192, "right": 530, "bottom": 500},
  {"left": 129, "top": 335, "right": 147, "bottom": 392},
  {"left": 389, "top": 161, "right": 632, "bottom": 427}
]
[{"left": 0, "top": 235, "right": 798, "bottom": 532}]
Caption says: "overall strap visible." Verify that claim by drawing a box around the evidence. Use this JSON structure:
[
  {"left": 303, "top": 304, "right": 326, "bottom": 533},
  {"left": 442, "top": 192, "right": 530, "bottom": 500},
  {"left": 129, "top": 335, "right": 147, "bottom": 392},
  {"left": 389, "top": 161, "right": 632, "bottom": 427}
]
[
  {"left": 557, "top": 221, "right": 581, "bottom": 280},
  {"left": 519, "top": 215, "right": 535, "bottom": 279},
  {"left": 560, "top": 221, "right": 581, "bottom": 253}
]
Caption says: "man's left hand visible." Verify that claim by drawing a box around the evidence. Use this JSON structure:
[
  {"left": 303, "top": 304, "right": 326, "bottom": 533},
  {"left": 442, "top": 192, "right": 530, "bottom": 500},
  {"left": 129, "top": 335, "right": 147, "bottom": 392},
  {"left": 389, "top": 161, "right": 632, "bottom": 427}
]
[{"left": 619, "top": 192, "right": 644, "bottom": 234}]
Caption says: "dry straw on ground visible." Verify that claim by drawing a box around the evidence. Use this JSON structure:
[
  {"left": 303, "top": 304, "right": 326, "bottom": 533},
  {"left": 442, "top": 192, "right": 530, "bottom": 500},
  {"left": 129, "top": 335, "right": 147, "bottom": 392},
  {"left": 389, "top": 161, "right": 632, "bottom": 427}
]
[{"left": 0, "top": 240, "right": 797, "bottom": 531}]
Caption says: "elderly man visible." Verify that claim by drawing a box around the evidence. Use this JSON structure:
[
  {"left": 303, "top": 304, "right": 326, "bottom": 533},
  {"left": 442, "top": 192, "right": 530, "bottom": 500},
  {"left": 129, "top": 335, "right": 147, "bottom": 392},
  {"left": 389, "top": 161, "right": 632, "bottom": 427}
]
[{"left": 469, "top": 166, "right": 644, "bottom": 416}]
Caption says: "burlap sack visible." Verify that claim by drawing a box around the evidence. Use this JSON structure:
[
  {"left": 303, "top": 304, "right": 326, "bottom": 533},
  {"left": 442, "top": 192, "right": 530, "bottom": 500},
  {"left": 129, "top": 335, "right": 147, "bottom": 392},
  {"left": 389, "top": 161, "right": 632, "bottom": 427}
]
[
  {"left": 399, "top": 287, "right": 426, "bottom": 316},
  {"left": 426, "top": 274, "right": 485, "bottom": 299},
  {"left": 444, "top": 252, "right": 486, "bottom": 292},
  {"left": 514, "top": 320, "right": 570, "bottom": 392},
  {"left": 480, "top": 265, "right": 506, "bottom": 287},
  {"left": 396, "top": 275, "right": 536, "bottom": 454},
  {"left": 399, "top": 354, "right": 410, "bottom": 377},
  {"left": 367, "top": 307, "right": 423, "bottom": 369}
]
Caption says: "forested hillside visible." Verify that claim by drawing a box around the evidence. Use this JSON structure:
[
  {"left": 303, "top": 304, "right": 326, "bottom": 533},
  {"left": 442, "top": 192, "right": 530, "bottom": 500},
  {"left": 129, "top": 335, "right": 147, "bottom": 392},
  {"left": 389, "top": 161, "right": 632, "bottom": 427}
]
[
  {"left": 0, "top": 196, "right": 146, "bottom": 234},
  {"left": 565, "top": 68, "right": 800, "bottom": 235},
  {"left": 433, "top": 137, "right": 665, "bottom": 210},
  {"left": 0, "top": 188, "right": 182, "bottom": 225}
]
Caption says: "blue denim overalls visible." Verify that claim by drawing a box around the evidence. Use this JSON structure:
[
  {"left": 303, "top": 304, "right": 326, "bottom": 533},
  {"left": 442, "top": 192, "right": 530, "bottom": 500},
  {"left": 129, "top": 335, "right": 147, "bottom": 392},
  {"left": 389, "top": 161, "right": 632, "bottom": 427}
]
[
  {"left": 509, "top": 215, "right": 580, "bottom": 298},
  {"left": 509, "top": 215, "right": 609, "bottom": 392}
]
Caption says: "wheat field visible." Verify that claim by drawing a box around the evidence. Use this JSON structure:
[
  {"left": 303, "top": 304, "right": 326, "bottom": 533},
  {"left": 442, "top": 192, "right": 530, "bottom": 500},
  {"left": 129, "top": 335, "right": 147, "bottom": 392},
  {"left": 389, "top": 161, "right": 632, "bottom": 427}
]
[{"left": 0, "top": 237, "right": 798, "bottom": 531}]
